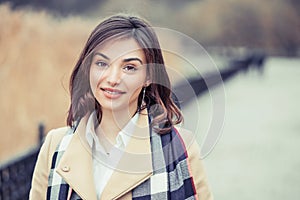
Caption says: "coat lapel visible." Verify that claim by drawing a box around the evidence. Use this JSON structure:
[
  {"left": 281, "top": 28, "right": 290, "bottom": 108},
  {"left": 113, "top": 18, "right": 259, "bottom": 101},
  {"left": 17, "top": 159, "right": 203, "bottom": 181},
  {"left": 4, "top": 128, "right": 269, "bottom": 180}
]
[{"left": 56, "top": 115, "right": 97, "bottom": 200}]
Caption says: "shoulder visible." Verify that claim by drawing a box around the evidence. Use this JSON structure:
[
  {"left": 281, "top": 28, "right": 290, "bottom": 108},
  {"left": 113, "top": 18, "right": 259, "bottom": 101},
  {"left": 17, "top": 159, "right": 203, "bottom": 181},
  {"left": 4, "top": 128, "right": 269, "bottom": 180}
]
[
  {"left": 172, "top": 126, "right": 202, "bottom": 166},
  {"left": 41, "top": 127, "right": 71, "bottom": 163},
  {"left": 29, "top": 126, "right": 71, "bottom": 199},
  {"left": 170, "top": 126, "right": 198, "bottom": 153},
  {"left": 45, "top": 127, "right": 70, "bottom": 145},
  {"left": 158, "top": 126, "right": 197, "bottom": 151},
  {"left": 173, "top": 126, "right": 214, "bottom": 200}
]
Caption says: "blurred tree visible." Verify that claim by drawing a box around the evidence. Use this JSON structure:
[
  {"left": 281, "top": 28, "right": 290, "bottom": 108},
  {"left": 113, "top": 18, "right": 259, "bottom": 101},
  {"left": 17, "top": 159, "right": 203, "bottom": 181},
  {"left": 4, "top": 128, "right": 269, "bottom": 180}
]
[
  {"left": 220, "top": 2, "right": 264, "bottom": 48},
  {"left": 0, "top": 0, "right": 106, "bottom": 15},
  {"left": 288, "top": 0, "right": 300, "bottom": 13},
  {"left": 270, "top": 1, "right": 300, "bottom": 56},
  {"left": 181, "top": 0, "right": 300, "bottom": 56}
]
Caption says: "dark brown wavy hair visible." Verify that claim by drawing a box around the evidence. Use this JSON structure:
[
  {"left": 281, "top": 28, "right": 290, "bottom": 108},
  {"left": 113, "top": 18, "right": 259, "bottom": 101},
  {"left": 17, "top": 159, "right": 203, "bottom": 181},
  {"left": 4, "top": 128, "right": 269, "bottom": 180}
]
[{"left": 67, "top": 15, "right": 182, "bottom": 134}]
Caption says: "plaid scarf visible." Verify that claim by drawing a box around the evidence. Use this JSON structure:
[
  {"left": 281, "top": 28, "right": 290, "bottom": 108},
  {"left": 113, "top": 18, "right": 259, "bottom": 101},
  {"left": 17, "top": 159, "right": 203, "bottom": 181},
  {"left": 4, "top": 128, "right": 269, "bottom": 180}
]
[{"left": 47, "top": 125, "right": 197, "bottom": 200}]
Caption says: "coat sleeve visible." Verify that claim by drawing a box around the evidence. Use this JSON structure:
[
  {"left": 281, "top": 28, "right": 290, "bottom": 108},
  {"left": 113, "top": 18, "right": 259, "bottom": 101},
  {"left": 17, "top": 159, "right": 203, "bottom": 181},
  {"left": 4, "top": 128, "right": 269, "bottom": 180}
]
[
  {"left": 176, "top": 127, "right": 213, "bottom": 200},
  {"left": 29, "top": 130, "right": 54, "bottom": 199},
  {"left": 29, "top": 128, "right": 67, "bottom": 199},
  {"left": 187, "top": 140, "right": 213, "bottom": 200}
]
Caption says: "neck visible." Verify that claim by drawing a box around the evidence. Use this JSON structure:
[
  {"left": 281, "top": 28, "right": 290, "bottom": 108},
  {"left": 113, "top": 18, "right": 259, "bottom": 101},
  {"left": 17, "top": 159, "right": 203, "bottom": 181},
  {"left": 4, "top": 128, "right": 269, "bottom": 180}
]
[{"left": 96, "top": 108, "right": 137, "bottom": 143}]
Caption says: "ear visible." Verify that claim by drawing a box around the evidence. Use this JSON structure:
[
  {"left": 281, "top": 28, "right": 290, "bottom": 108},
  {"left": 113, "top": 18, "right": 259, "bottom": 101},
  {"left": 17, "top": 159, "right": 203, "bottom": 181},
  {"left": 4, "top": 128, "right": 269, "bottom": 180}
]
[
  {"left": 144, "top": 79, "right": 151, "bottom": 87},
  {"left": 144, "top": 77, "right": 151, "bottom": 87}
]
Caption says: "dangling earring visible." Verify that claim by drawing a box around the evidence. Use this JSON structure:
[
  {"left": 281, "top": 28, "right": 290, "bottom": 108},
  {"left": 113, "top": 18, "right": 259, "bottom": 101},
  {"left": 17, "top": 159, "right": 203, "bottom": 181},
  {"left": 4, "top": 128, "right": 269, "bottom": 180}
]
[
  {"left": 139, "top": 87, "right": 146, "bottom": 112},
  {"left": 141, "top": 87, "right": 146, "bottom": 103}
]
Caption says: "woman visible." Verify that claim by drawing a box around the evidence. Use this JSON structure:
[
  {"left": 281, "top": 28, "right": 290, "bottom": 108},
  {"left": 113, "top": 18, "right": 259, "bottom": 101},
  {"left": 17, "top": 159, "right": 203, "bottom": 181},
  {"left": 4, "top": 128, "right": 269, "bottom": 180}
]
[{"left": 30, "top": 15, "right": 213, "bottom": 200}]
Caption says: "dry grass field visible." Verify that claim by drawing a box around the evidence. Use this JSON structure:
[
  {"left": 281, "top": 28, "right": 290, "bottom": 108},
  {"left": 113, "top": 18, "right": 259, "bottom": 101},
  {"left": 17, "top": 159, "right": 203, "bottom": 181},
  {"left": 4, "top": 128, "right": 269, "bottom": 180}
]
[{"left": 0, "top": 4, "right": 96, "bottom": 162}]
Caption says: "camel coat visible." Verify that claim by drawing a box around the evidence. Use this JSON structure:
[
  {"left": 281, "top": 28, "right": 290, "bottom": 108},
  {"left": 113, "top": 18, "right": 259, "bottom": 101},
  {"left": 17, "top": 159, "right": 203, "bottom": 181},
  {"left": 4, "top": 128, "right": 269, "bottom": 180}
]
[{"left": 29, "top": 111, "right": 213, "bottom": 200}]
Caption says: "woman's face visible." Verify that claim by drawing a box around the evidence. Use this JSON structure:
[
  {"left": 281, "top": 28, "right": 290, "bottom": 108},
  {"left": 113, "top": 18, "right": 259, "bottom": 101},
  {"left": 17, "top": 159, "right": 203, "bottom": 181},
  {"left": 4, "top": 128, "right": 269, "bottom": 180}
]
[{"left": 89, "top": 38, "right": 147, "bottom": 114}]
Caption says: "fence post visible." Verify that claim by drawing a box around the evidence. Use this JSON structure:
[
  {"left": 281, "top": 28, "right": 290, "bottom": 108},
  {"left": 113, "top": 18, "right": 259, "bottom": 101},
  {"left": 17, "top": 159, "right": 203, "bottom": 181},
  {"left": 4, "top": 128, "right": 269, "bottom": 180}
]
[{"left": 38, "top": 123, "right": 45, "bottom": 146}]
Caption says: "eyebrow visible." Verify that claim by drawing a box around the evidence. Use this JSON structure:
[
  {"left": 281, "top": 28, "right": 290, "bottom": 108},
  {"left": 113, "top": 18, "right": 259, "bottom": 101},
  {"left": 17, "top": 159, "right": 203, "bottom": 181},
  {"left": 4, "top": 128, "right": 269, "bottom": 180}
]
[
  {"left": 94, "top": 52, "right": 143, "bottom": 65},
  {"left": 123, "top": 58, "right": 143, "bottom": 65},
  {"left": 94, "top": 52, "right": 109, "bottom": 60}
]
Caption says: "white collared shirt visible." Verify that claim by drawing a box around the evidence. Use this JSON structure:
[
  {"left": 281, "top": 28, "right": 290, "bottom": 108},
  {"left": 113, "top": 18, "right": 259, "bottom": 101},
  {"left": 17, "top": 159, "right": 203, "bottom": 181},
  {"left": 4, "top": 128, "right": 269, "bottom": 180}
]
[{"left": 85, "top": 111, "right": 138, "bottom": 199}]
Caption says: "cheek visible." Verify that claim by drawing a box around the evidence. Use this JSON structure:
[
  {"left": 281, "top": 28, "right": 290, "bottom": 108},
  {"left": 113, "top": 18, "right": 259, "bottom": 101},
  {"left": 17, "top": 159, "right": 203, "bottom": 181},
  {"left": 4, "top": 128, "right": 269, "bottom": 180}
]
[
  {"left": 124, "top": 75, "right": 146, "bottom": 90},
  {"left": 90, "top": 67, "right": 104, "bottom": 91},
  {"left": 89, "top": 72, "right": 96, "bottom": 94},
  {"left": 125, "top": 80, "right": 145, "bottom": 101}
]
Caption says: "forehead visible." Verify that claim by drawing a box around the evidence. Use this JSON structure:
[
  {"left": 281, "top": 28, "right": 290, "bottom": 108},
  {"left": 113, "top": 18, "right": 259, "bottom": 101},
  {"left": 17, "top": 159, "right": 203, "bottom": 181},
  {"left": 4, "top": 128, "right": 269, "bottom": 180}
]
[{"left": 93, "top": 38, "right": 146, "bottom": 62}]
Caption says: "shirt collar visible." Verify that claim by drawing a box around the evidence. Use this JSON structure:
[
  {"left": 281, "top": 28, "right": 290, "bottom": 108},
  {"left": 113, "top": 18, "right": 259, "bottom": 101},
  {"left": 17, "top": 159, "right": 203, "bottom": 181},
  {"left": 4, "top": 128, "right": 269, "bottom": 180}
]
[
  {"left": 85, "top": 111, "right": 139, "bottom": 152},
  {"left": 117, "top": 113, "right": 138, "bottom": 146}
]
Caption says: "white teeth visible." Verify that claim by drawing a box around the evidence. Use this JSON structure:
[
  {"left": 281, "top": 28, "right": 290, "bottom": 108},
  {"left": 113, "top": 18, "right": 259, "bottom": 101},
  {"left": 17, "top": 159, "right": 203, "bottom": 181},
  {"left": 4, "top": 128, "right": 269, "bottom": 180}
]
[{"left": 105, "top": 90, "right": 120, "bottom": 94}]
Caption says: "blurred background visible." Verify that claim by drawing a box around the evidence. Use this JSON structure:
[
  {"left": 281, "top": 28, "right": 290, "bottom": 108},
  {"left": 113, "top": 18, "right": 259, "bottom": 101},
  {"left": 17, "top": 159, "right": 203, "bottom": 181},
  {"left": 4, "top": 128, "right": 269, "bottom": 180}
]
[{"left": 0, "top": 0, "right": 299, "bottom": 199}]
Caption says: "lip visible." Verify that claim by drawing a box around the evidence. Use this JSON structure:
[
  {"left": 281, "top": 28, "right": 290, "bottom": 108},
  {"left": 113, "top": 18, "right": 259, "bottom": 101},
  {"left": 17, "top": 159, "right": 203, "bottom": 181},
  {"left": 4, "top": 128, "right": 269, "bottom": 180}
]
[{"left": 100, "top": 87, "right": 126, "bottom": 99}]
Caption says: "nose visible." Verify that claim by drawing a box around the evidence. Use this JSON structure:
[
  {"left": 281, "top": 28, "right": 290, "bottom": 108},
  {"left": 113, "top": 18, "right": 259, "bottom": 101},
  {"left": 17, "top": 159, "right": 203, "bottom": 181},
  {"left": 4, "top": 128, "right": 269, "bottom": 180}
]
[{"left": 105, "top": 65, "right": 121, "bottom": 87}]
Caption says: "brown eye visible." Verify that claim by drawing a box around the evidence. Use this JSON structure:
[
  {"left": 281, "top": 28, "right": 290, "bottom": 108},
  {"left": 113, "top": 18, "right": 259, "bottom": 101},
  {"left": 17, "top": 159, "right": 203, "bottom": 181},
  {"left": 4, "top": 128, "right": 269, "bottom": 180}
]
[
  {"left": 96, "top": 61, "right": 108, "bottom": 68},
  {"left": 123, "top": 65, "right": 137, "bottom": 72}
]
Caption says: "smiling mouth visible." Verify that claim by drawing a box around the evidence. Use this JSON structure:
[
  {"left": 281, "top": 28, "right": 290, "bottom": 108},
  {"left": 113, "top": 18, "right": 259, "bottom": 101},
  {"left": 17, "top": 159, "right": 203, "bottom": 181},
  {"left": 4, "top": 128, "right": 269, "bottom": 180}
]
[{"left": 100, "top": 88, "right": 126, "bottom": 95}]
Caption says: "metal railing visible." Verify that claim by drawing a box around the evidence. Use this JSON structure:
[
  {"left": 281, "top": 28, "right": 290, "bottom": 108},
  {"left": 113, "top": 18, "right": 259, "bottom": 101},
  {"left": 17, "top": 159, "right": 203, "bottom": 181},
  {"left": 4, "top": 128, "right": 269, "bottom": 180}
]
[
  {"left": 0, "top": 124, "right": 44, "bottom": 200},
  {"left": 173, "top": 52, "right": 266, "bottom": 106}
]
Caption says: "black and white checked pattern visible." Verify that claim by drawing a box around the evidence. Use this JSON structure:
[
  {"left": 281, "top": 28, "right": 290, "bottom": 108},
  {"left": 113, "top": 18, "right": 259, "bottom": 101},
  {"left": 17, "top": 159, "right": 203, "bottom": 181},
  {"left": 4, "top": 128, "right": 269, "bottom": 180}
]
[
  {"left": 47, "top": 128, "right": 74, "bottom": 200},
  {"left": 132, "top": 127, "right": 197, "bottom": 200}
]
